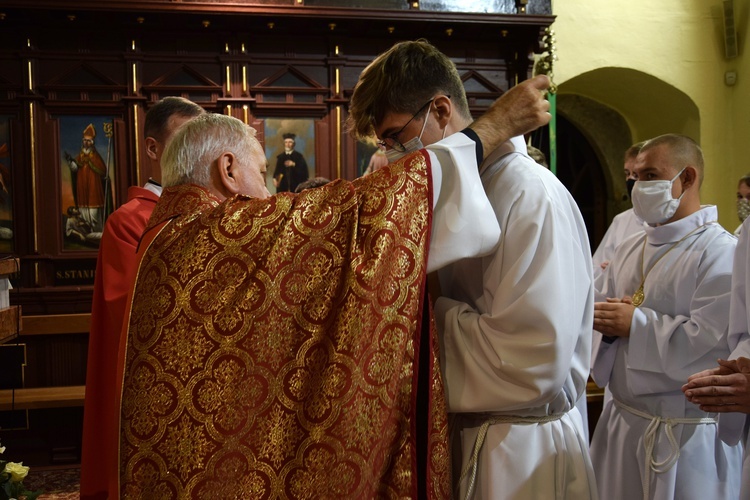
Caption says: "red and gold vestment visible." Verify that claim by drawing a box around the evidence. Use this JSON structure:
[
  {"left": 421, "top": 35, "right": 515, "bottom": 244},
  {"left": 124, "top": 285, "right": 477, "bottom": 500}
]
[{"left": 116, "top": 152, "right": 450, "bottom": 498}]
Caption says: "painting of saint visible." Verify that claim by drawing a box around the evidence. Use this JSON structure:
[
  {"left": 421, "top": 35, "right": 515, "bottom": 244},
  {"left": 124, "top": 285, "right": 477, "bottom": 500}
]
[
  {"left": 263, "top": 118, "right": 315, "bottom": 193},
  {"left": 59, "top": 116, "right": 116, "bottom": 250}
]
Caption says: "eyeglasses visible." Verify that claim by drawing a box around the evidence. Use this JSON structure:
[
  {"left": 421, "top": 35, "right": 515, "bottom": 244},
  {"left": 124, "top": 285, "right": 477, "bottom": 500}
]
[{"left": 377, "top": 95, "right": 449, "bottom": 152}]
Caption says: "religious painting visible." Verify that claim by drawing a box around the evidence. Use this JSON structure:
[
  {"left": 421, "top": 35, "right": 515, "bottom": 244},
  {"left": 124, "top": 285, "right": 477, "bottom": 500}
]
[
  {"left": 263, "top": 118, "right": 315, "bottom": 194},
  {"left": 0, "top": 117, "right": 14, "bottom": 254},
  {"left": 58, "top": 115, "right": 117, "bottom": 251}
]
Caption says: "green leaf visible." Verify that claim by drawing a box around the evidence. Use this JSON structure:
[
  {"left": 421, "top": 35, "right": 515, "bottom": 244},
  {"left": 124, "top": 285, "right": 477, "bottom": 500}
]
[{"left": 21, "top": 488, "right": 43, "bottom": 500}]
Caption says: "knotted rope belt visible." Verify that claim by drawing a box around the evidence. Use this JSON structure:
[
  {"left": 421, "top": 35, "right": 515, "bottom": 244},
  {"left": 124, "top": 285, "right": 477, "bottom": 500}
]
[
  {"left": 457, "top": 411, "right": 568, "bottom": 500},
  {"left": 613, "top": 398, "right": 717, "bottom": 500}
]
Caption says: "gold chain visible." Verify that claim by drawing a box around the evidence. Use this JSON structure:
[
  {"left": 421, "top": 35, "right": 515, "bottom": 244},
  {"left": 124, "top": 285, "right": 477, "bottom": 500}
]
[{"left": 631, "top": 222, "right": 716, "bottom": 307}]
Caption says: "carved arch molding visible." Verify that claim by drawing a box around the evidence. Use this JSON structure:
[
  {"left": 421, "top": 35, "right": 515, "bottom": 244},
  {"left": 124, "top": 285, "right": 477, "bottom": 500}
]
[{"left": 0, "top": 1, "right": 552, "bottom": 307}]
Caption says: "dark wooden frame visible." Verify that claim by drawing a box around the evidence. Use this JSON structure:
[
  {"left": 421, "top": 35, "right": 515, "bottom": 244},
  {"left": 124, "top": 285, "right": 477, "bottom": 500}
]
[{"left": 0, "top": 1, "right": 553, "bottom": 310}]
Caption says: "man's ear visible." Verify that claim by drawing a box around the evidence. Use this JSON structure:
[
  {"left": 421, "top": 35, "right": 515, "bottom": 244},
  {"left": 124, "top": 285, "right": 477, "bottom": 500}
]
[
  {"left": 217, "top": 152, "right": 240, "bottom": 195},
  {"left": 433, "top": 95, "right": 452, "bottom": 128},
  {"left": 682, "top": 166, "right": 698, "bottom": 190},
  {"left": 145, "top": 136, "right": 158, "bottom": 161}
]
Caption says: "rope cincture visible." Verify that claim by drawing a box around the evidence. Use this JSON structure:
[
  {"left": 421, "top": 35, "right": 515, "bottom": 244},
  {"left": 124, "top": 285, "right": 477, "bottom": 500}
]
[
  {"left": 458, "top": 412, "right": 566, "bottom": 500},
  {"left": 614, "top": 398, "right": 717, "bottom": 500}
]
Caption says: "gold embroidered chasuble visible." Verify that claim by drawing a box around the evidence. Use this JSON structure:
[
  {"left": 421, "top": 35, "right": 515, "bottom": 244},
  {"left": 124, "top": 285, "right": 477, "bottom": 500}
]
[{"left": 118, "top": 152, "right": 451, "bottom": 498}]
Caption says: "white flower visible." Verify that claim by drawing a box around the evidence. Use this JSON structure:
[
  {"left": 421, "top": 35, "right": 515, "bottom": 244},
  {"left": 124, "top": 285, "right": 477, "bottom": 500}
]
[
  {"left": 0, "top": 445, "right": 5, "bottom": 454},
  {"left": 4, "top": 462, "right": 29, "bottom": 482}
]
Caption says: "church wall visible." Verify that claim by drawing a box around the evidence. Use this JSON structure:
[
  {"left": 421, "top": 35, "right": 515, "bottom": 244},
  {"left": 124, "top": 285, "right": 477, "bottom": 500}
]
[{"left": 552, "top": 0, "right": 746, "bottom": 232}]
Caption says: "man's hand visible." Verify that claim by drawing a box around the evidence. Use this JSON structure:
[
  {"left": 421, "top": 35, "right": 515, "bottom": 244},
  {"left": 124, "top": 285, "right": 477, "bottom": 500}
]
[
  {"left": 683, "top": 357, "right": 750, "bottom": 413},
  {"left": 469, "top": 75, "right": 551, "bottom": 160},
  {"left": 593, "top": 297, "right": 635, "bottom": 337}
]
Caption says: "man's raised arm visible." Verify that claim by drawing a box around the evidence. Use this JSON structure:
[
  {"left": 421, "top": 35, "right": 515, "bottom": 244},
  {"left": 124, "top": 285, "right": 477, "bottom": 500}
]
[{"left": 468, "top": 75, "right": 551, "bottom": 161}]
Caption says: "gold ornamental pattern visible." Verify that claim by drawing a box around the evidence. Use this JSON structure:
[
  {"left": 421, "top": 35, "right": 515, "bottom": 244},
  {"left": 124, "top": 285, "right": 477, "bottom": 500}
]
[{"left": 119, "top": 152, "right": 451, "bottom": 498}]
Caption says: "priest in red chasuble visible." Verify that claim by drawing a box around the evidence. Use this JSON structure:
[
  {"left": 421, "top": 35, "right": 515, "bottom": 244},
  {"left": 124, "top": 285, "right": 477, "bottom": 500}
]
[{"left": 114, "top": 76, "right": 550, "bottom": 498}]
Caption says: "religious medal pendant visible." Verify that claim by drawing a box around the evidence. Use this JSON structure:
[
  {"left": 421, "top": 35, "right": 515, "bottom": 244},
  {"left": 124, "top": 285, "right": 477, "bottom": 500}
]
[{"left": 632, "top": 283, "right": 645, "bottom": 307}]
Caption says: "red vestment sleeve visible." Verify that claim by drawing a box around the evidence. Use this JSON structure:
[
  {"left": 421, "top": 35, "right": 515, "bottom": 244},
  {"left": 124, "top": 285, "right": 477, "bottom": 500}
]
[{"left": 80, "top": 188, "right": 158, "bottom": 499}]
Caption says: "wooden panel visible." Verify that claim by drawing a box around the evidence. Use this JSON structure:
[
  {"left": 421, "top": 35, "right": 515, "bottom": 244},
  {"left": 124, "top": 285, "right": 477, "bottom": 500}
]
[
  {"left": 0, "top": 385, "right": 85, "bottom": 410},
  {"left": 20, "top": 313, "right": 90, "bottom": 336},
  {"left": 0, "top": 257, "right": 20, "bottom": 276},
  {"left": 0, "top": 1, "right": 551, "bottom": 307},
  {"left": 0, "top": 306, "right": 21, "bottom": 345}
]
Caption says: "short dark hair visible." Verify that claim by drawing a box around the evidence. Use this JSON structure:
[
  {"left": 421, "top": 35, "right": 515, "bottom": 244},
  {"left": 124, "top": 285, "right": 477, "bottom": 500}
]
[
  {"left": 624, "top": 141, "right": 646, "bottom": 162},
  {"left": 640, "top": 134, "right": 704, "bottom": 184},
  {"left": 347, "top": 39, "right": 471, "bottom": 141},
  {"left": 144, "top": 97, "right": 204, "bottom": 143}
]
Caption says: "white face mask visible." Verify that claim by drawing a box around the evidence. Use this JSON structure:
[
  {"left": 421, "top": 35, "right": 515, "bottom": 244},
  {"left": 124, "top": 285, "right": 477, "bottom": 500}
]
[
  {"left": 631, "top": 168, "right": 685, "bottom": 225},
  {"left": 738, "top": 198, "right": 750, "bottom": 223},
  {"left": 385, "top": 105, "right": 433, "bottom": 163}
]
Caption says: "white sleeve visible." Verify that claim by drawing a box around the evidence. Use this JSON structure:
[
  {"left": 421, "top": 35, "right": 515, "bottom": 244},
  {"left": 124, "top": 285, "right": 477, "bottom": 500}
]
[
  {"left": 591, "top": 334, "right": 619, "bottom": 388},
  {"left": 729, "top": 218, "right": 750, "bottom": 354},
  {"left": 425, "top": 133, "right": 500, "bottom": 273},
  {"left": 592, "top": 222, "right": 618, "bottom": 280},
  {"left": 591, "top": 251, "right": 619, "bottom": 387},
  {"left": 720, "top": 219, "right": 750, "bottom": 446}
]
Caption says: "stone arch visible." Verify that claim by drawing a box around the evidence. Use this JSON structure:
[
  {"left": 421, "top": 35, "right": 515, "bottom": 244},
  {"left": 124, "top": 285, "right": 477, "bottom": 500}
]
[{"left": 556, "top": 67, "right": 700, "bottom": 243}]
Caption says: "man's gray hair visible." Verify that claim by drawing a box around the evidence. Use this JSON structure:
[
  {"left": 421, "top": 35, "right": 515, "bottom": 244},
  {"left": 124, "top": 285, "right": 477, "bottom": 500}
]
[{"left": 162, "top": 113, "right": 258, "bottom": 188}]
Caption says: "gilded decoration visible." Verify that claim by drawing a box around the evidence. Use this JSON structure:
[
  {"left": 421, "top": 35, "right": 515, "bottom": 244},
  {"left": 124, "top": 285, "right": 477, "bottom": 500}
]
[
  {"left": 195, "top": 356, "right": 266, "bottom": 435},
  {"left": 427, "top": 309, "right": 452, "bottom": 499},
  {"left": 128, "top": 267, "right": 174, "bottom": 347},
  {"left": 288, "top": 447, "right": 358, "bottom": 499},
  {"left": 252, "top": 403, "right": 304, "bottom": 469},
  {"left": 287, "top": 346, "right": 349, "bottom": 421},
  {"left": 243, "top": 307, "right": 301, "bottom": 372},
  {"left": 331, "top": 294, "right": 369, "bottom": 355},
  {"left": 165, "top": 227, "right": 218, "bottom": 283},
  {"left": 120, "top": 154, "right": 450, "bottom": 496},
  {"left": 159, "top": 413, "right": 217, "bottom": 482},
  {"left": 195, "top": 455, "right": 268, "bottom": 498},
  {"left": 333, "top": 391, "right": 384, "bottom": 451},
  {"left": 193, "top": 259, "right": 254, "bottom": 335},
  {"left": 152, "top": 315, "right": 214, "bottom": 381},
  {"left": 121, "top": 362, "right": 175, "bottom": 439},
  {"left": 125, "top": 459, "right": 176, "bottom": 499},
  {"left": 365, "top": 323, "right": 408, "bottom": 388}
]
